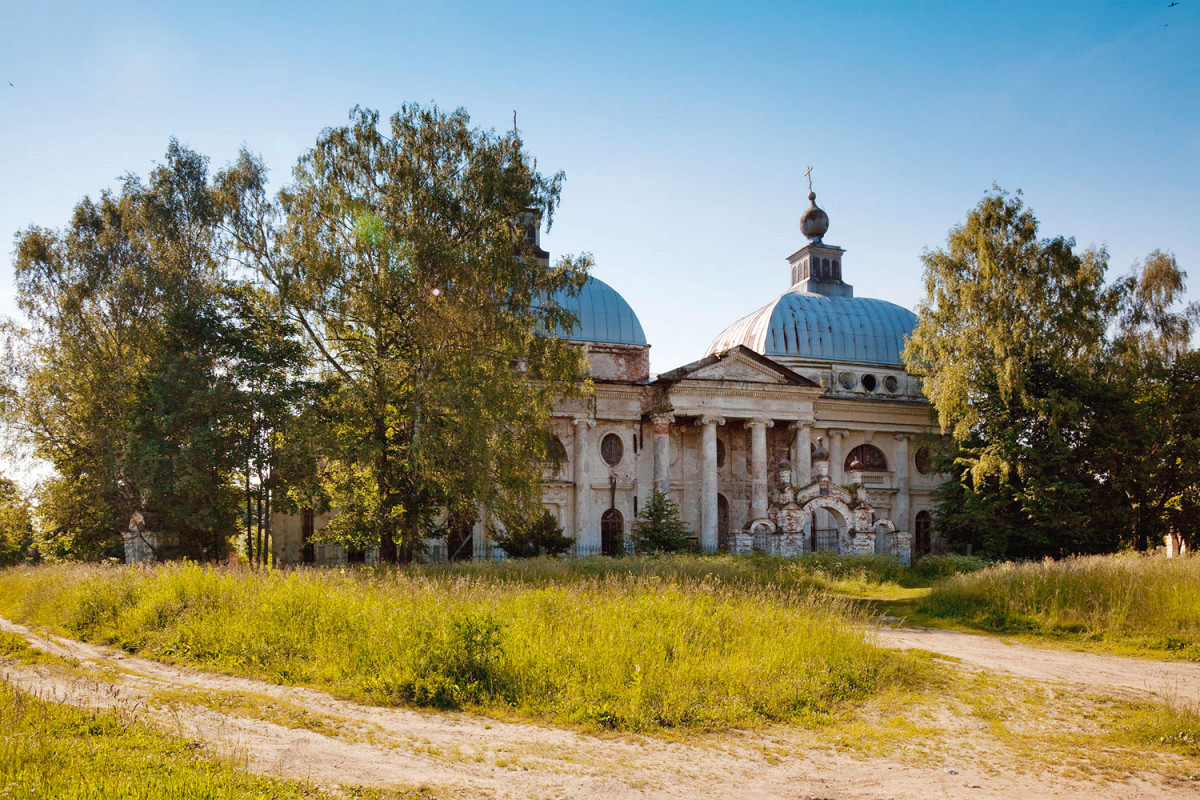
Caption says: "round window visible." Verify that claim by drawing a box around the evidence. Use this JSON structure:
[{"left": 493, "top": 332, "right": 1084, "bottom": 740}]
[
  {"left": 838, "top": 372, "right": 856, "bottom": 390},
  {"left": 884, "top": 375, "right": 899, "bottom": 393},
  {"left": 915, "top": 447, "right": 933, "bottom": 476},
  {"left": 600, "top": 433, "right": 624, "bottom": 466},
  {"left": 861, "top": 374, "right": 877, "bottom": 392}
]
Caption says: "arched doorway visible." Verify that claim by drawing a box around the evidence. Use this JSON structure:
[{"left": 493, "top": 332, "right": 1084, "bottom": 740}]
[
  {"left": 805, "top": 497, "right": 854, "bottom": 554},
  {"left": 915, "top": 511, "right": 933, "bottom": 558},
  {"left": 301, "top": 508, "right": 315, "bottom": 564},
  {"left": 601, "top": 508, "right": 624, "bottom": 557},
  {"left": 447, "top": 511, "right": 473, "bottom": 562}
]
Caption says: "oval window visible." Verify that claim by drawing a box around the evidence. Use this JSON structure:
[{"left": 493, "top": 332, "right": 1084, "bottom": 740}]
[
  {"left": 884, "top": 375, "right": 900, "bottom": 393},
  {"left": 838, "top": 372, "right": 856, "bottom": 390},
  {"left": 915, "top": 447, "right": 933, "bottom": 476},
  {"left": 600, "top": 433, "right": 624, "bottom": 466},
  {"left": 861, "top": 374, "right": 877, "bottom": 392}
]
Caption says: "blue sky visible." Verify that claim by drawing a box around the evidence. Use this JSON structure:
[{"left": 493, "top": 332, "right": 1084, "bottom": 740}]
[{"left": 2, "top": 0, "right": 1198, "bottom": 375}]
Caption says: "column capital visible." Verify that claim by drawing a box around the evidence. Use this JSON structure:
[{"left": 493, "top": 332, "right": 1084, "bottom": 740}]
[
  {"left": 745, "top": 417, "right": 774, "bottom": 429},
  {"left": 697, "top": 415, "right": 726, "bottom": 427},
  {"left": 650, "top": 412, "right": 675, "bottom": 425},
  {"left": 572, "top": 417, "right": 596, "bottom": 429},
  {"left": 789, "top": 417, "right": 815, "bottom": 431},
  {"left": 892, "top": 432, "right": 915, "bottom": 441},
  {"left": 827, "top": 428, "right": 850, "bottom": 439}
]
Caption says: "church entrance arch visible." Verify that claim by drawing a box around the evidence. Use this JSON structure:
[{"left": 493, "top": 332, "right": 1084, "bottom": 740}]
[{"left": 803, "top": 495, "right": 854, "bottom": 553}]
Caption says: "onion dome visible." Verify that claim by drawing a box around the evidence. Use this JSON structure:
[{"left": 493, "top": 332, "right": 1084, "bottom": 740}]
[
  {"left": 813, "top": 437, "right": 829, "bottom": 462},
  {"left": 800, "top": 192, "right": 829, "bottom": 241}
]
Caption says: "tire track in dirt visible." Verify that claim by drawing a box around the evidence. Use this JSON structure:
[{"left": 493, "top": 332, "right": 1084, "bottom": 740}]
[{"left": 1, "top": 616, "right": 1194, "bottom": 800}]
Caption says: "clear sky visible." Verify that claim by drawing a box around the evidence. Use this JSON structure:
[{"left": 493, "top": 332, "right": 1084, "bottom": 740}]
[{"left": 2, "top": 0, "right": 1198, "bottom": 377}]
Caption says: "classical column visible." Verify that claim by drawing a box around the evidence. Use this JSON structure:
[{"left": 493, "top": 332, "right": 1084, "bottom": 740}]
[
  {"left": 790, "top": 418, "right": 813, "bottom": 487},
  {"left": 651, "top": 413, "right": 674, "bottom": 496},
  {"left": 697, "top": 415, "right": 725, "bottom": 553},
  {"left": 893, "top": 433, "right": 913, "bottom": 532},
  {"left": 746, "top": 418, "right": 773, "bottom": 520},
  {"left": 827, "top": 429, "right": 849, "bottom": 484},
  {"left": 572, "top": 417, "right": 595, "bottom": 551}
]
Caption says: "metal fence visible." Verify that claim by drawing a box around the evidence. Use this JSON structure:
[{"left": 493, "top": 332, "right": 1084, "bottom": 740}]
[{"left": 812, "top": 528, "right": 840, "bottom": 553}]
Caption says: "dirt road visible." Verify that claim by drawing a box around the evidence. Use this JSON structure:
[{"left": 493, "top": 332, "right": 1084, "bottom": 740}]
[
  {"left": 874, "top": 625, "right": 1200, "bottom": 709},
  {"left": 2, "top": 615, "right": 1196, "bottom": 800}
]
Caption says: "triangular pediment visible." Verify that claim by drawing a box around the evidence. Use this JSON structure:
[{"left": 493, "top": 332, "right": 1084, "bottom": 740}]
[
  {"left": 688, "top": 353, "right": 790, "bottom": 384},
  {"left": 652, "top": 345, "right": 820, "bottom": 387}
]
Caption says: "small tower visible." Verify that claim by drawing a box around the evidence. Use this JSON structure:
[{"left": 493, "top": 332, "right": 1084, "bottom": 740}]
[
  {"left": 812, "top": 437, "right": 831, "bottom": 481},
  {"left": 787, "top": 172, "right": 854, "bottom": 297}
]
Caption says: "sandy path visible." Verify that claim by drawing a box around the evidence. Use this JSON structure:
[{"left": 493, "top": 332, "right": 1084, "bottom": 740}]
[
  {"left": 1, "top": 615, "right": 1196, "bottom": 800},
  {"left": 874, "top": 626, "right": 1200, "bottom": 709}
]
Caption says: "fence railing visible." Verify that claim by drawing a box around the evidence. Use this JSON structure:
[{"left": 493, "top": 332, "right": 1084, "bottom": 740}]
[{"left": 812, "top": 528, "right": 840, "bottom": 553}]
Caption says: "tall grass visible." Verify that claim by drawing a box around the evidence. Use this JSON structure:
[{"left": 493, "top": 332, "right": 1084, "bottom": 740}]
[
  {"left": 410, "top": 552, "right": 986, "bottom": 590},
  {"left": 0, "top": 679, "right": 321, "bottom": 799},
  {"left": 919, "top": 554, "right": 1200, "bottom": 658},
  {"left": 0, "top": 561, "right": 924, "bottom": 731}
]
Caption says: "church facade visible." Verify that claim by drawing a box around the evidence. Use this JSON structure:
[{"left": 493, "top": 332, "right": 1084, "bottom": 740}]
[{"left": 271, "top": 192, "right": 942, "bottom": 565}]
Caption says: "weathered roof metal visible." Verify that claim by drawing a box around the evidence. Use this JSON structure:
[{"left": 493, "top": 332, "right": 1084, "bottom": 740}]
[
  {"left": 547, "top": 275, "right": 648, "bottom": 346},
  {"left": 707, "top": 291, "right": 917, "bottom": 365}
]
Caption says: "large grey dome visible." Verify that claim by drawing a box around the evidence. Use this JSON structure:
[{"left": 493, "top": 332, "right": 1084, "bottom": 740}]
[
  {"left": 707, "top": 290, "right": 916, "bottom": 365},
  {"left": 546, "top": 275, "right": 647, "bottom": 346}
]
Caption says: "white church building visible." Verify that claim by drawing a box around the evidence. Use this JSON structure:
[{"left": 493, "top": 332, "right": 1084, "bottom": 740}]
[{"left": 271, "top": 191, "right": 942, "bottom": 565}]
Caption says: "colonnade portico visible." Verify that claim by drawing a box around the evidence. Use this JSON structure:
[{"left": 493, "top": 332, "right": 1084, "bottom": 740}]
[
  {"left": 572, "top": 416, "right": 595, "bottom": 550},
  {"left": 697, "top": 416, "right": 725, "bottom": 551},
  {"left": 790, "top": 418, "right": 813, "bottom": 487},
  {"left": 746, "top": 418, "right": 774, "bottom": 521}
]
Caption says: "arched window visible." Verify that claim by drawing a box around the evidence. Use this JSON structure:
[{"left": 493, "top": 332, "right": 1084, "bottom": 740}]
[
  {"left": 545, "top": 435, "right": 568, "bottom": 472},
  {"left": 600, "top": 433, "right": 623, "bottom": 466},
  {"left": 845, "top": 444, "right": 887, "bottom": 472},
  {"left": 716, "top": 438, "right": 726, "bottom": 468},
  {"left": 600, "top": 508, "right": 624, "bottom": 557},
  {"left": 915, "top": 511, "right": 933, "bottom": 558}
]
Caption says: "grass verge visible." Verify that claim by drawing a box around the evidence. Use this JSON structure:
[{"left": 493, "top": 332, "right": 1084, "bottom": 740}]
[
  {"left": 917, "top": 554, "right": 1200, "bottom": 659},
  {"left": 0, "top": 679, "right": 327, "bottom": 799}
]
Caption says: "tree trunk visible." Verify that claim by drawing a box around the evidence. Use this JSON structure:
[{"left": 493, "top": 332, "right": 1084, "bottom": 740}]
[
  {"left": 245, "top": 459, "right": 253, "bottom": 561},
  {"left": 374, "top": 412, "right": 398, "bottom": 563}
]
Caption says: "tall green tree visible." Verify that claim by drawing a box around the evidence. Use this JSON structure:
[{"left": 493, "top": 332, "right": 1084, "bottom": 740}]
[
  {"left": 222, "top": 105, "right": 590, "bottom": 562},
  {"left": 903, "top": 188, "right": 1110, "bottom": 556},
  {"left": 907, "top": 189, "right": 1198, "bottom": 557},
  {"left": 0, "top": 474, "right": 34, "bottom": 566},
  {"left": 1084, "top": 251, "right": 1200, "bottom": 551},
  {"left": 6, "top": 143, "right": 308, "bottom": 560}
]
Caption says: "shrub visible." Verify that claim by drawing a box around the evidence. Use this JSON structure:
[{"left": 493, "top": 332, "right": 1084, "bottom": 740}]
[
  {"left": 491, "top": 509, "right": 574, "bottom": 558},
  {"left": 632, "top": 489, "right": 693, "bottom": 553}
]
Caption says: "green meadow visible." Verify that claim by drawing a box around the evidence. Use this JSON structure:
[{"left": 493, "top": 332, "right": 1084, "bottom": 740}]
[{"left": 0, "top": 557, "right": 932, "bottom": 732}]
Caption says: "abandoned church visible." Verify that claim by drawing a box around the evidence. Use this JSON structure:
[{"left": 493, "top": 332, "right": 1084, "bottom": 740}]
[{"left": 260, "top": 189, "right": 943, "bottom": 567}]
